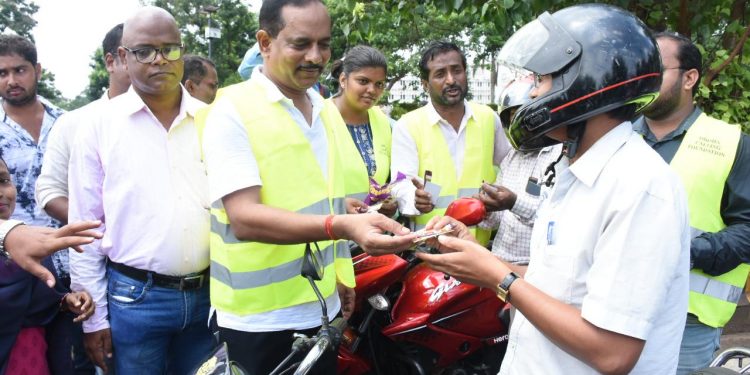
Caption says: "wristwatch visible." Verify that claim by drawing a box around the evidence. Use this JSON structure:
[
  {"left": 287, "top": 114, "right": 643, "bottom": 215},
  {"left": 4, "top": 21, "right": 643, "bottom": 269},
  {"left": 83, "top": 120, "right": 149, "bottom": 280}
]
[
  {"left": 0, "top": 219, "right": 25, "bottom": 260},
  {"left": 495, "top": 271, "right": 520, "bottom": 303}
]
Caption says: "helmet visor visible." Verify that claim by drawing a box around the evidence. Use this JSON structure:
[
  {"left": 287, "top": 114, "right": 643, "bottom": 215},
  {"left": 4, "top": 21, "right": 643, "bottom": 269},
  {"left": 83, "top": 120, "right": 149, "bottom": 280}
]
[{"left": 498, "top": 12, "right": 581, "bottom": 75}]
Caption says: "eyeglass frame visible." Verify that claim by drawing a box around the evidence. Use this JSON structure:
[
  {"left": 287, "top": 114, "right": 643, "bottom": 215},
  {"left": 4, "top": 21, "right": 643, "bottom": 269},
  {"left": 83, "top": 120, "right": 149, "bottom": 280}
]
[{"left": 122, "top": 44, "right": 185, "bottom": 64}]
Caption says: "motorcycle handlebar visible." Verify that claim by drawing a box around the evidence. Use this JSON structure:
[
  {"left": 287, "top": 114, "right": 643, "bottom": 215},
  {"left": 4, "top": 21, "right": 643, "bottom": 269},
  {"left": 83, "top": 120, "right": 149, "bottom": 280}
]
[{"left": 292, "top": 317, "right": 346, "bottom": 375}]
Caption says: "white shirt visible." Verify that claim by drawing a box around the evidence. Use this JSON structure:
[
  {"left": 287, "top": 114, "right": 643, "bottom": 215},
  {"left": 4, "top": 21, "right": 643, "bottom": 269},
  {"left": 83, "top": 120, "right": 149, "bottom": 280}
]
[
  {"left": 499, "top": 122, "right": 690, "bottom": 375},
  {"left": 202, "top": 66, "right": 341, "bottom": 332},
  {"left": 36, "top": 93, "right": 109, "bottom": 209},
  {"left": 68, "top": 87, "right": 210, "bottom": 333},
  {"left": 390, "top": 101, "right": 511, "bottom": 216}
]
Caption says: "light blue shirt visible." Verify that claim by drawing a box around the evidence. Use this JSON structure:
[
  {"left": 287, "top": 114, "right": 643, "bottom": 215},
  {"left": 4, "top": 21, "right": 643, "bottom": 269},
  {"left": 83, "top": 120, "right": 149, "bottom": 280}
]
[
  {"left": 0, "top": 96, "right": 65, "bottom": 274},
  {"left": 0, "top": 96, "right": 64, "bottom": 226}
]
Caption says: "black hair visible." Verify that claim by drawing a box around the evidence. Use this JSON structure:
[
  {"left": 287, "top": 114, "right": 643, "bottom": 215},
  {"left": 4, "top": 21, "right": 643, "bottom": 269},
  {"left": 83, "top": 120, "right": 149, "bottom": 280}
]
[
  {"left": 418, "top": 41, "right": 466, "bottom": 81},
  {"left": 330, "top": 45, "right": 387, "bottom": 91},
  {"left": 259, "top": 0, "right": 324, "bottom": 38},
  {"left": 102, "top": 23, "right": 124, "bottom": 58},
  {"left": 653, "top": 31, "right": 702, "bottom": 97},
  {"left": 182, "top": 55, "right": 216, "bottom": 85},
  {"left": 0, "top": 34, "right": 37, "bottom": 65}
]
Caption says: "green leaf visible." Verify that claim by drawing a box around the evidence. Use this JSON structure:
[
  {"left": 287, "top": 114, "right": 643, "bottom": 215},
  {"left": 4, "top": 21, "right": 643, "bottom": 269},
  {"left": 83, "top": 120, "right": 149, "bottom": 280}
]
[
  {"left": 342, "top": 23, "right": 351, "bottom": 36},
  {"left": 481, "top": 2, "right": 490, "bottom": 18},
  {"left": 502, "top": 0, "right": 514, "bottom": 9},
  {"left": 454, "top": 0, "right": 463, "bottom": 11}
]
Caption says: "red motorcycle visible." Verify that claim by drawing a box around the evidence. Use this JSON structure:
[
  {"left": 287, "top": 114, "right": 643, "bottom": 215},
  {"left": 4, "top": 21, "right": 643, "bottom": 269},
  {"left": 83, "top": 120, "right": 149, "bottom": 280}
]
[{"left": 338, "top": 198, "right": 510, "bottom": 375}]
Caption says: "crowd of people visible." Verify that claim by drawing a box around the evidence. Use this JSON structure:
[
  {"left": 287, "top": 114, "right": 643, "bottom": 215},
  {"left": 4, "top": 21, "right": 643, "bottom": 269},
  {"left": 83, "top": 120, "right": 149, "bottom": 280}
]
[{"left": 0, "top": 0, "right": 748, "bottom": 374}]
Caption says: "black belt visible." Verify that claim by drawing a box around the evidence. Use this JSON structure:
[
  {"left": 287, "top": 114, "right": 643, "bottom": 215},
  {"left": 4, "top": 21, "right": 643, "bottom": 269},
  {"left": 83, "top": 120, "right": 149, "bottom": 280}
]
[{"left": 109, "top": 261, "right": 208, "bottom": 291}]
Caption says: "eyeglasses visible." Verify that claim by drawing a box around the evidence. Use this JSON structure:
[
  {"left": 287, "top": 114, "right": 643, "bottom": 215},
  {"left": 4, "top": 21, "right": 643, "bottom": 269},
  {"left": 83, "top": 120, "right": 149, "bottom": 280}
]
[{"left": 123, "top": 45, "right": 184, "bottom": 64}]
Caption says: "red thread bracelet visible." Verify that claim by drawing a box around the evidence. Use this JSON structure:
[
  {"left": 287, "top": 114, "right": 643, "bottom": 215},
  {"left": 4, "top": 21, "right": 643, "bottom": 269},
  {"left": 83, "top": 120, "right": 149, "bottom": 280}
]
[{"left": 325, "top": 215, "right": 337, "bottom": 240}]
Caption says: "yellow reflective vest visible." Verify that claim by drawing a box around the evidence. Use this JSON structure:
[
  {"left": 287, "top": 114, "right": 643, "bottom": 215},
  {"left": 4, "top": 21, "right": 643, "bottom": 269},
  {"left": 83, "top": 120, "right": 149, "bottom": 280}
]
[
  {"left": 197, "top": 80, "right": 355, "bottom": 316},
  {"left": 671, "top": 113, "right": 746, "bottom": 328},
  {"left": 327, "top": 101, "right": 392, "bottom": 202},
  {"left": 401, "top": 103, "right": 497, "bottom": 246}
]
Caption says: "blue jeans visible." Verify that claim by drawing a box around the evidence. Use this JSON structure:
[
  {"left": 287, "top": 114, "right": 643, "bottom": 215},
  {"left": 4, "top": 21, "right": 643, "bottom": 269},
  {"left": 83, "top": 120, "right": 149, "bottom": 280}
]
[
  {"left": 677, "top": 314, "right": 722, "bottom": 375},
  {"left": 107, "top": 267, "right": 214, "bottom": 374}
]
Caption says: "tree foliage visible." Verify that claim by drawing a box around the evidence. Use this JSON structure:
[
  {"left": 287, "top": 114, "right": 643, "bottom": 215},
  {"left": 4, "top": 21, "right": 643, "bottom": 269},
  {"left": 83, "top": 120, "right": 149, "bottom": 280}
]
[
  {"left": 84, "top": 48, "right": 108, "bottom": 103},
  {"left": 0, "top": 0, "right": 38, "bottom": 41},
  {"left": 351, "top": 0, "right": 749, "bottom": 131},
  {"left": 329, "top": 0, "right": 474, "bottom": 95}
]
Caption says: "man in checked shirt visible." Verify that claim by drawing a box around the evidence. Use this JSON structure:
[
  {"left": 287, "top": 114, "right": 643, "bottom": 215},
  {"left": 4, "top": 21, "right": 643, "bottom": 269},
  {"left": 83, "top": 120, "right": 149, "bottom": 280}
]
[{"left": 478, "top": 77, "right": 561, "bottom": 265}]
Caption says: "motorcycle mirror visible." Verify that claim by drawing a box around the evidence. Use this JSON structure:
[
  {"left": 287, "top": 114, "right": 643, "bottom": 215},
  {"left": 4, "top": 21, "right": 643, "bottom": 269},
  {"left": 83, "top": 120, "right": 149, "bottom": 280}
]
[
  {"left": 367, "top": 294, "right": 390, "bottom": 311},
  {"left": 301, "top": 242, "right": 325, "bottom": 281}
]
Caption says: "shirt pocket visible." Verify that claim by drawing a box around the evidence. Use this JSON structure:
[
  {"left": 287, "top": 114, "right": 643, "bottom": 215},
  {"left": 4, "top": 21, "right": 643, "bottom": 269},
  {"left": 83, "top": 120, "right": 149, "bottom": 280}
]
[{"left": 535, "top": 244, "right": 577, "bottom": 304}]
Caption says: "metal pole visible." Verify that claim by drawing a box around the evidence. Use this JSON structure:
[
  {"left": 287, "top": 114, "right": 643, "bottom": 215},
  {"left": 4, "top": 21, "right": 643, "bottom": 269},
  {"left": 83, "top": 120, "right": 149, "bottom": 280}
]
[{"left": 207, "top": 15, "right": 213, "bottom": 60}]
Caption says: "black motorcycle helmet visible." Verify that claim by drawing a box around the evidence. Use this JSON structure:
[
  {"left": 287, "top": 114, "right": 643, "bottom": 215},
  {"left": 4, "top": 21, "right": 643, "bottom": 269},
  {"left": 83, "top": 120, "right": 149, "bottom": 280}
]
[{"left": 499, "top": 4, "right": 662, "bottom": 151}]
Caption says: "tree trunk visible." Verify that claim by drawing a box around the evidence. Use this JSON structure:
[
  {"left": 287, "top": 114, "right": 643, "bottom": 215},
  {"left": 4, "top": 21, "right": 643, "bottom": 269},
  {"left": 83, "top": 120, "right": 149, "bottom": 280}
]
[
  {"left": 677, "top": 0, "right": 691, "bottom": 37},
  {"left": 722, "top": 0, "right": 747, "bottom": 49}
]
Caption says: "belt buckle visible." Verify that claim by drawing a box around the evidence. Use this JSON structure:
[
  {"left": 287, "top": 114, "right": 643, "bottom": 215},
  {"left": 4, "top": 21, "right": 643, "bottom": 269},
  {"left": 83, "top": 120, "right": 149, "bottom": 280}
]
[{"left": 180, "top": 274, "right": 205, "bottom": 290}]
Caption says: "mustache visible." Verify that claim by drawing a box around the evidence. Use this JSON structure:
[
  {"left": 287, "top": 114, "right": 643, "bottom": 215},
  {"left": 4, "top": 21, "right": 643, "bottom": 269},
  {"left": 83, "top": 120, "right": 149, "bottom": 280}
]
[
  {"left": 297, "top": 64, "right": 324, "bottom": 72},
  {"left": 443, "top": 84, "right": 464, "bottom": 94}
]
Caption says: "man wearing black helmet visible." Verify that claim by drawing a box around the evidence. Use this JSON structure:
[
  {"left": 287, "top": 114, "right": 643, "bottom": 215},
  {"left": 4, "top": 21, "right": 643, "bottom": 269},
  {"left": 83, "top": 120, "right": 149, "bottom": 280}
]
[
  {"left": 634, "top": 32, "right": 750, "bottom": 374},
  {"left": 416, "top": 4, "right": 690, "bottom": 374}
]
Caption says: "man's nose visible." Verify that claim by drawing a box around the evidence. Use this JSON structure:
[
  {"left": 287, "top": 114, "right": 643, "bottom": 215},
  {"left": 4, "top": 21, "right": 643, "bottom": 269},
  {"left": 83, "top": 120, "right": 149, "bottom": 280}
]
[
  {"left": 445, "top": 72, "right": 455, "bottom": 85},
  {"left": 305, "top": 46, "right": 323, "bottom": 65},
  {"left": 153, "top": 50, "right": 169, "bottom": 65},
  {"left": 6, "top": 72, "right": 18, "bottom": 86}
]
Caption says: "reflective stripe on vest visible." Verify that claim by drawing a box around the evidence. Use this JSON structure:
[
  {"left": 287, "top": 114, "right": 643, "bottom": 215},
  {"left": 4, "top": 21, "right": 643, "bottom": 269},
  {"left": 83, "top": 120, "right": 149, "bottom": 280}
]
[
  {"left": 402, "top": 103, "right": 496, "bottom": 245},
  {"left": 210, "top": 197, "right": 348, "bottom": 244},
  {"left": 670, "top": 113, "right": 745, "bottom": 328},
  {"left": 689, "top": 273, "right": 744, "bottom": 304},
  {"left": 210, "top": 241, "right": 351, "bottom": 290},
  {"left": 198, "top": 80, "right": 355, "bottom": 316}
]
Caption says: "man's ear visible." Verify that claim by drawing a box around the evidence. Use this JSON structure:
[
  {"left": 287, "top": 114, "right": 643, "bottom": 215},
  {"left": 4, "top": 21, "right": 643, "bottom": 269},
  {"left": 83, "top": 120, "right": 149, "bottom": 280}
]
[
  {"left": 34, "top": 63, "right": 42, "bottom": 82},
  {"left": 104, "top": 53, "right": 116, "bottom": 74},
  {"left": 256, "top": 30, "right": 272, "bottom": 59},
  {"left": 184, "top": 79, "right": 196, "bottom": 94},
  {"left": 117, "top": 47, "right": 129, "bottom": 71},
  {"left": 683, "top": 68, "right": 700, "bottom": 93}
]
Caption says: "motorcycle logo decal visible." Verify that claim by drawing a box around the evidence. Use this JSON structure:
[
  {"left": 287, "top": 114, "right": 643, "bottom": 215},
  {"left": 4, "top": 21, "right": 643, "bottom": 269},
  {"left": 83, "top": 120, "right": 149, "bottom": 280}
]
[
  {"left": 486, "top": 334, "right": 509, "bottom": 345},
  {"left": 428, "top": 278, "right": 462, "bottom": 303}
]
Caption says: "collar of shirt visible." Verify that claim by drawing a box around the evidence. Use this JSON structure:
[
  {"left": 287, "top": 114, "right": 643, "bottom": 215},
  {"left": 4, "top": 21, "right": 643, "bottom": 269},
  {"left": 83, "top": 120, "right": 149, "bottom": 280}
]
[
  {"left": 251, "top": 65, "right": 325, "bottom": 111},
  {"left": 117, "top": 85, "right": 204, "bottom": 128},
  {"left": 0, "top": 95, "right": 64, "bottom": 124},
  {"left": 632, "top": 107, "right": 703, "bottom": 144},
  {"left": 425, "top": 100, "right": 474, "bottom": 132},
  {"left": 568, "top": 121, "right": 634, "bottom": 188}
]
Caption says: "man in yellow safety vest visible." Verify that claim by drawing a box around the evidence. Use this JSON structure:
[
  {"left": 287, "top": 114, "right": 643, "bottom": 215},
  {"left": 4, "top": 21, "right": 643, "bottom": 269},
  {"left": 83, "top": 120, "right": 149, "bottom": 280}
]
[{"left": 633, "top": 31, "right": 750, "bottom": 374}]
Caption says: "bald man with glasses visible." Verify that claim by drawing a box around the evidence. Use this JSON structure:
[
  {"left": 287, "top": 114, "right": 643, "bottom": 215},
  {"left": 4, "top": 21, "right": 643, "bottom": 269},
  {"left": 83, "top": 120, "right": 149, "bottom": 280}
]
[{"left": 68, "top": 6, "right": 214, "bottom": 374}]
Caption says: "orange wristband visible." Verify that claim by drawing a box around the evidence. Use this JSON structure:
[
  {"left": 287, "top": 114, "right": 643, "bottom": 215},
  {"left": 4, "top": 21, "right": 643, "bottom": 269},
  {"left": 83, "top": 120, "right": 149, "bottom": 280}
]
[{"left": 325, "top": 214, "right": 337, "bottom": 240}]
